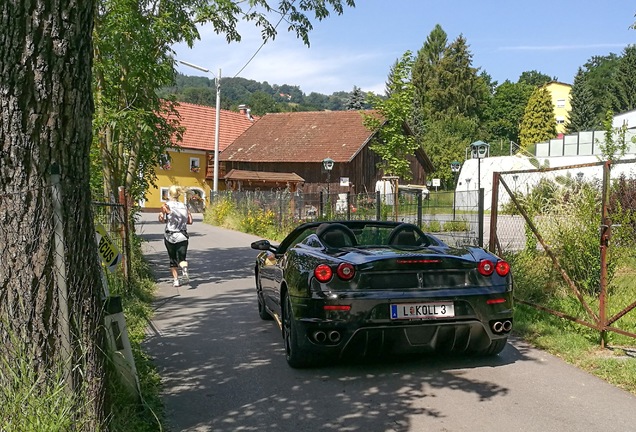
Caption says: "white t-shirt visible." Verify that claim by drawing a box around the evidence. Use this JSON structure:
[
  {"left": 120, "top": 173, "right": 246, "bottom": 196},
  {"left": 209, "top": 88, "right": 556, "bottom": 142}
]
[{"left": 164, "top": 201, "right": 189, "bottom": 243}]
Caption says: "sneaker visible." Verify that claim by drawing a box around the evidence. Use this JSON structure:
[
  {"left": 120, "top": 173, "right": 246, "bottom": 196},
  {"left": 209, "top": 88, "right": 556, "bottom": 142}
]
[
  {"left": 180, "top": 261, "right": 189, "bottom": 282},
  {"left": 173, "top": 278, "right": 180, "bottom": 287}
]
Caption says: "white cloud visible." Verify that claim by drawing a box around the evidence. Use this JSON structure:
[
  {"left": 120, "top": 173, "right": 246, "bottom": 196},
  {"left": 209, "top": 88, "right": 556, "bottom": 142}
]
[
  {"left": 498, "top": 43, "right": 629, "bottom": 52},
  {"left": 174, "top": 23, "right": 392, "bottom": 95}
]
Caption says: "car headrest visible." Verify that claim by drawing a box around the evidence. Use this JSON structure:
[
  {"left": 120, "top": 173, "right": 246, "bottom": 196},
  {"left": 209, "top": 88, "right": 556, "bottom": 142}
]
[
  {"left": 391, "top": 230, "right": 420, "bottom": 246},
  {"left": 317, "top": 223, "right": 357, "bottom": 248},
  {"left": 388, "top": 223, "right": 424, "bottom": 247}
]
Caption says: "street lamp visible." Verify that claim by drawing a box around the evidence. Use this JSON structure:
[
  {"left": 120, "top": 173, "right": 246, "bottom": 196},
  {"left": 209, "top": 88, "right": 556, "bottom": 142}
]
[
  {"left": 322, "top": 157, "right": 335, "bottom": 196},
  {"left": 179, "top": 60, "right": 222, "bottom": 193},
  {"left": 451, "top": 161, "right": 461, "bottom": 220}
]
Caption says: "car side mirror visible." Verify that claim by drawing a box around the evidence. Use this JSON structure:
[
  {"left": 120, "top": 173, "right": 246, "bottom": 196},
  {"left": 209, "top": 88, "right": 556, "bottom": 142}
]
[{"left": 251, "top": 239, "right": 274, "bottom": 252}]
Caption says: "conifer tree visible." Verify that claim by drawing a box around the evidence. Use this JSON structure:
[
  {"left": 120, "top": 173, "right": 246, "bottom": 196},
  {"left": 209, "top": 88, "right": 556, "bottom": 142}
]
[
  {"left": 610, "top": 44, "right": 636, "bottom": 113},
  {"left": 579, "top": 54, "right": 620, "bottom": 125},
  {"left": 519, "top": 87, "right": 557, "bottom": 148},
  {"left": 566, "top": 68, "right": 599, "bottom": 133},
  {"left": 345, "top": 86, "right": 365, "bottom": 110},
  {"left": 411, "top": 24, "right": 448, "bottom": 119}
]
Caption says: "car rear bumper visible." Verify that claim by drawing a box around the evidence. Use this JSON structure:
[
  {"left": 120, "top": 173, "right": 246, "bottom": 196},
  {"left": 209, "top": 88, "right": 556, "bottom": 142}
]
[{"left": 291, "top": 294, "right": 512, "bottom": 358}]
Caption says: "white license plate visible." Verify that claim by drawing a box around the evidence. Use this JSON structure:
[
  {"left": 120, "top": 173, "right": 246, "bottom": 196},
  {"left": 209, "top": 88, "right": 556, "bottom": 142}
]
[{"left": 390, "top": 302, "right": 455, "bottom": 320}]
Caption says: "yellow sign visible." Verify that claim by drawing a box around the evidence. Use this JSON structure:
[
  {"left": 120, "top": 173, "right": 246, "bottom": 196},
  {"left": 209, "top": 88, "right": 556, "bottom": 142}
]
[{"left": 96, "top": 224, "right": 122, "bottom": 271}]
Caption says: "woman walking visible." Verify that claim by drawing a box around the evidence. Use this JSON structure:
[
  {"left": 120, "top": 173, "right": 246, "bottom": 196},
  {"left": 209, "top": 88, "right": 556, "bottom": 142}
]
[{"left": 159, "top": 185, "right": 193, "bottom": 286}]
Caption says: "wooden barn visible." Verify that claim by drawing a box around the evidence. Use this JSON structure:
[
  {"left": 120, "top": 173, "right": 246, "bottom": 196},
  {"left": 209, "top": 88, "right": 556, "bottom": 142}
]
[{"left": 218, "top": 110, "right": 434, "bottom": 195}]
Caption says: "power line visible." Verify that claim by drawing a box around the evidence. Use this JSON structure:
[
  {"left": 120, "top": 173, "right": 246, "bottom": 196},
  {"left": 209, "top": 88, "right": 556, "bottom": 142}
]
[{"left": 232, "top": 1, "right": 296, "bottom": 78}]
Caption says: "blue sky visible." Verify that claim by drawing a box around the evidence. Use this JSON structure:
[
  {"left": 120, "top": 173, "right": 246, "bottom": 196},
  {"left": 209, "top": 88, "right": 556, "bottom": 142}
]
[{"left": 173, "top": 1, "right": 636, "bottom": 95}]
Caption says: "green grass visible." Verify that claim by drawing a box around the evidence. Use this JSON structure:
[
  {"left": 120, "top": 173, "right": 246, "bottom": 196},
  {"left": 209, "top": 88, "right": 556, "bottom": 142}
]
[
  {"left": 0, "top": 341, "right": 79, "bottom": 431},
  {"left": 0, "top": 235, "right": 164, "bottom": 431},
  {"left": 512, "top": 256, "right": 636, "bottom": 396},
  {"left": 105, "top": 237, "right": 165, "bottom": 431}
]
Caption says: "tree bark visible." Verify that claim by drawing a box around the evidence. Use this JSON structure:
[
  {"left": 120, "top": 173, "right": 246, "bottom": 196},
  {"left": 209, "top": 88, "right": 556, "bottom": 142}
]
[{"left": 0, "top": 0, "right": 106, "bottom": 428}]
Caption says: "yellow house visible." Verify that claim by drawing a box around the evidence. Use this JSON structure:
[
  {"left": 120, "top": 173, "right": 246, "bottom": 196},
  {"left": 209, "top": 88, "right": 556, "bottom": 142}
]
[
  {"left": 144, "top": 102, "right": 256, "bottom": 211},
  {"left": 544, "top": 81, "right": 572, "bottom": 136}
]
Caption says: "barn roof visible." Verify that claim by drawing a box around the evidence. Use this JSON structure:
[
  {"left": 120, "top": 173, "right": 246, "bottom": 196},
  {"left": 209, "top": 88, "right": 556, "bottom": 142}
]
[
  {"left": 219, "top": 110, "right": 383, "bottom": 163},
  {"left": 224, "top": 169, "right": 304, "bottom": 183}
]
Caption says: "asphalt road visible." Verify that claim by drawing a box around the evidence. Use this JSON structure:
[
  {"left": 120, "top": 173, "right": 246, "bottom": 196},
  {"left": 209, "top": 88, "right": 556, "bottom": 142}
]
[{"left": 138, "top": 213, "right": 636, "bottom": 432}]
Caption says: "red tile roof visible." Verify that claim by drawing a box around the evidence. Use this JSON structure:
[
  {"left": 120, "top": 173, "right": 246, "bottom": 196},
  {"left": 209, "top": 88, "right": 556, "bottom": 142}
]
[
  {"left": 168, "top": 102, "right": 256, "bottom": 152},
  {"left": 220, "top": 110, "right": 382, "bottom": 163}
]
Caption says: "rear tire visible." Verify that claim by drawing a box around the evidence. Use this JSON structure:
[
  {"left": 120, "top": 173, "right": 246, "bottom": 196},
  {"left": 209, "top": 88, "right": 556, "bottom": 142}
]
[{"left": 283, "top": 293, "right": 311, "bottom": 368}]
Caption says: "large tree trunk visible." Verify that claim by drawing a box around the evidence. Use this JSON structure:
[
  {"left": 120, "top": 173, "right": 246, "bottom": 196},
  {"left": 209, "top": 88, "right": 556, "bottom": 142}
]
[{"left": 0, "top": 0, "right": 106, "bottom": 428}]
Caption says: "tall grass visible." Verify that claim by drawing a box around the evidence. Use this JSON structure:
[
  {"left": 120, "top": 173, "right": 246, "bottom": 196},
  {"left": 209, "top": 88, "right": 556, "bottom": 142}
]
[
  {"left": 0, "top": 336, "right": 80, "bottom": 431},
  {"left": 104, "top": 234, "right": 164, "bottom": 431},
  {"left": 0, "top": 233, "right": 165, "bottom": 431},
  {"left": 508, "top": 178, "right": 636, "bottom": 395}
]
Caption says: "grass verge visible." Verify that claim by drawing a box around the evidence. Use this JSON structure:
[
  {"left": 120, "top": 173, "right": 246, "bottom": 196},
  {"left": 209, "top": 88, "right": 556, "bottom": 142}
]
[
  {"left": 512, "top": 262, "right": 636, "bottom": 396},
  {"left": 106, "top": 234, "right": 165, "bottom": 431}
]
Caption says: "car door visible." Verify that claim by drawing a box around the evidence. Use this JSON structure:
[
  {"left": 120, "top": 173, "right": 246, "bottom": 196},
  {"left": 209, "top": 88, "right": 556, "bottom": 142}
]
[{"left": 259, "top": 251, "right": 283, "bottom": 314}]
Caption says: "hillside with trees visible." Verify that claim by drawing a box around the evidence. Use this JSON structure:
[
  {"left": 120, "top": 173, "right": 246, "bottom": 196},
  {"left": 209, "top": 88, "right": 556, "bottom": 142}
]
[{"left": 159, "top": 73, "right": 372, "bottom": 115}]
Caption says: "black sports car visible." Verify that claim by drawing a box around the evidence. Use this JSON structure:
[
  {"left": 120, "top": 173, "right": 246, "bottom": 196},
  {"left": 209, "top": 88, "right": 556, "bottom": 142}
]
[{"left": 251, "top": 220, "right": 513, "bottom": 368}]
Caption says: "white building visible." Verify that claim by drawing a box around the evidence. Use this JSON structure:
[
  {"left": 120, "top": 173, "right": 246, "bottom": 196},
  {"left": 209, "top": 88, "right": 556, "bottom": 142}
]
[{"left": 455, "top": 113, "right": 636, "bottom": 210}]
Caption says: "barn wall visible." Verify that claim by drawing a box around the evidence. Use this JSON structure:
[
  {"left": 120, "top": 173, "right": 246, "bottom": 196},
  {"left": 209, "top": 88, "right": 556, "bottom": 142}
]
[{"left": 219, "top": 147, "right": 429, "bottom": 194}]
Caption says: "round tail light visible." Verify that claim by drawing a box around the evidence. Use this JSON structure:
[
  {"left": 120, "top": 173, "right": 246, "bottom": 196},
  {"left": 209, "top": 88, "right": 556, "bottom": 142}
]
[
  {"left": 314, "top": 264, "right": 333, "bottom": 282},
  {"left": 336, "top": 263, "right": 355, "bottom": 281},
  {"left": 495, "top": 260, "right": 511, "bottom": 276},
  {"left": 477, "top": 259, "right": 495, "bottom": 276}
]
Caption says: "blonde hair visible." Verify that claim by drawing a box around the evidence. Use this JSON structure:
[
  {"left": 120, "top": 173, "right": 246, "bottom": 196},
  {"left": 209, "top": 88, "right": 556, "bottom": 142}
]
[{"left": 168, "top": 185, "right": 183, "bottom": 200}]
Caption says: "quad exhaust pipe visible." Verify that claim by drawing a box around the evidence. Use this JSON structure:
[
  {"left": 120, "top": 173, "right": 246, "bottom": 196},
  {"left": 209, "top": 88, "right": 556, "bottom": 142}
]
[
  {"left": 491, "top": 320, "right": 513, "bottom": 334},
  {"left": 313, "top": 331, "right": 327, "bottom": 343},
  {"left": 313, "top": 330, "right": 341, "bottom": 344},
  {"left": 503, "top": 320, "right": 512, "bottom": 332},
  {"left": 492, "top": 321, "right": 504, "bottom": 333}
]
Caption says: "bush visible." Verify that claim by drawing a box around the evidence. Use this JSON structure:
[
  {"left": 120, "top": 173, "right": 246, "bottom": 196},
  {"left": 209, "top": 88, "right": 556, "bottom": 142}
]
[
  {"left": 443, "top": 219, "right": 469, "bottom": 232},
  {"left": 424, "top": 220, "right": 442, "bottom": 232},
  {"left": 538, "top": 183, "right": 615, "bottom": 297},
  {"left": 240, "top": 208, "right": 276, "bottom": 237},
  {"left": 610, "top": 174, "right": 636, "bottom": 248},
  {"left": 206, "top": 196, "right": 236, "bottom": 225},
  {"left": 507, "top": 250, "right": 564, "bottom": 303}
]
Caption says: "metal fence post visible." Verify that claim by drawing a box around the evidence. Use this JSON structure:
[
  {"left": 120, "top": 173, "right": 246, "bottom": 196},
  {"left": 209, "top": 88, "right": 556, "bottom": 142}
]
[
  {"left": 319, "top": 191, "right": 324, "bottom": 218},
  {"left": 375, "top": 191, "right": 381, "bottom": 220},
  {"left": 279, "top": 193, "right": 283, "bottom": 230},
  {"left": 417, "top": 190, "right": 423, "bottom": 228},
  {"left": 478, "top": 188, "right": 484, "bottom": 248},
  {"left": 346, "top": 191, "right": 351, "bottom": 220},
  {"left": 489, "top": 172, "right": 500, "bottom": 254},
  {"left": 599, "top": 161, "right": 611, "bottom": 348}
]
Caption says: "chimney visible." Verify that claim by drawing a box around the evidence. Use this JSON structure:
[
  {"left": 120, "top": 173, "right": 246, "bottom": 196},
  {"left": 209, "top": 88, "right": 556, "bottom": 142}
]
[{"left": 238, "top": 104, "right": 254, "bottom": 121}]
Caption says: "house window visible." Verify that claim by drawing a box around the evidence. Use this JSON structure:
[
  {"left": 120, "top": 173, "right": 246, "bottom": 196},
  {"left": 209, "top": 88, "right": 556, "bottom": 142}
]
[
  {"left": 556, "top": 99, "right": 566, "bottom": 108},
  {"left": 160, "top": 187, "right": 169, "bottom": 202},
  {"left": 190, "top": 157, "right": 200, "bottom": 173},
  {"left": 159, "top": 152, "right": 171, "bottom": 170},
  {"left": 556, "top": 116, "right": 565, "bottom": 124},
  {"left": 188, "top": 188, "right": 206, "bottom": 212}
]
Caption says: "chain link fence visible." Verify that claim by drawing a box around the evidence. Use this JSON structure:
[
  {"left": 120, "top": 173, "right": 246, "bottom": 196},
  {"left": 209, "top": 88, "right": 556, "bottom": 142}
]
[
  {"left": 0, "top": 174, "right": 132, "bottom": 429},
  {"left": 490, "top": 159, "right": 636, "bottom": 345},
  {"left": 211, "top": 188, "right": 482, "bottom": 246}
]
